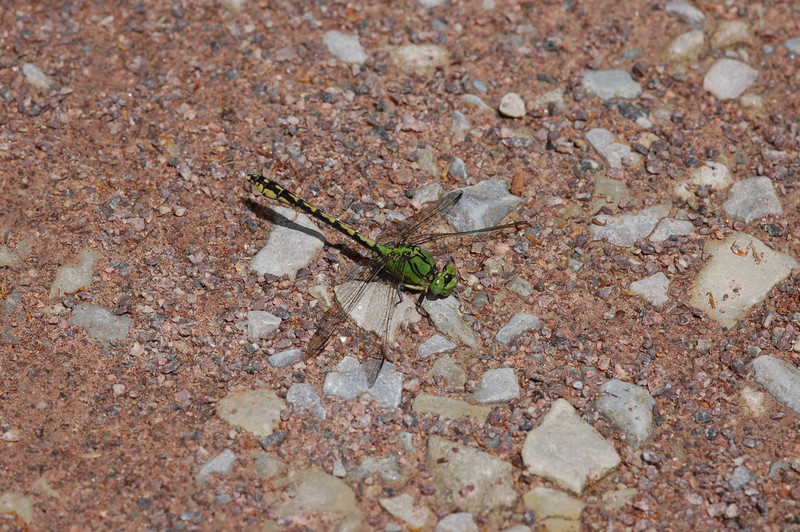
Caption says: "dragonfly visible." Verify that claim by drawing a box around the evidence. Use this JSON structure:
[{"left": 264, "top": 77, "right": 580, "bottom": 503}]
[{"left": 247, "top": 171, "right": 527, "bottom": 385}]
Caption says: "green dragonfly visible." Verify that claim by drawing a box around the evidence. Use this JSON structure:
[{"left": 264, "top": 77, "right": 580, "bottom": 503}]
[{"left": 247, "top": 171, "right": 526, "bottom": 385}]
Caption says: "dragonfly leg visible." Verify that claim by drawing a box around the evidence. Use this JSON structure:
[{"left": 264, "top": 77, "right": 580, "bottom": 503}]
[{"left": 414, "top": 290, "right": 431, "bottom": 318}]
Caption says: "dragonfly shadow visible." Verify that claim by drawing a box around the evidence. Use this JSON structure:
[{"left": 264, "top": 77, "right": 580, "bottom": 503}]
[
  {"left": 245, "top": 198, "right": 372, "bottom": 267},
  {"left": 244, "top": 199, "right": 326, "bottom": 244}
]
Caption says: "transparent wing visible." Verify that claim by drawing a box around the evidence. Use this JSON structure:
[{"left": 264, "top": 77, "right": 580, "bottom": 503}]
[
  {"left": 305, "top": 256, "right": 408, "bottom": 388},
  {"left": 378, "top": 192, "right": 463, "bottom": 245},
  {"left": 363, "top": 272, "right": 405, "bottom": 386},
  {"left": 412, "top": 221, "right": 530, "bottom": 254},
  {"left": 305, "top": 261, "right": 385, "bottom": 359}
]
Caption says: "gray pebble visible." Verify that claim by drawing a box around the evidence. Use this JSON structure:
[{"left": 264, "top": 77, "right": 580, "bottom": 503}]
[
  {"left": 287, "top": 383, "right": 327, "bottom": 419},
  {"left": 196, "top": 449, "right": 237, "bottom": 484},
  {"left": 688, "top": 233, "right": 797, "bottom": 329},
  {"left": 214, "top": 493, "right": 233, "bottom": 505},
  {"left": 435, "top": 512, "right": 478, "bottom": 532},
  {"left": 428, "top": 356, "right": 467, "bottom": 390},
  {"left": 250, "top": 206, "right": 326, "bottom": 280},
  {"left": 729, "top": 466, "right": 755, "bottom": 491},
  {"left": 461, "top": 94, "right": 492, "bottom": 112},
  {"left": 22, "top": 63, "right": 55, "bottom": 90},
  {"left": 567, "top": 258, "right": 584, "bottom": 272},
  {"left": 499, "top": 92, "right": 526, "bottom": 118},
  {"left": 522, "top": 399, "right": 621, "bottom": 494},
  {"left": 50, "top": 249, "right": 99, "bottom": 298},
  {"left": 522, "top": 486, "right": 585, "bottom": 520},
  {"left": 595, "top": 379, "right": 656, "bottom": 448},
  {"left": 586, "top": 128, "right": 642, "bottom": 169},
  {"left": 591, "top": 204, "right": 671, "bottom": 247},
  {"left": 416, "top": 145, "right": 438, "bottom": 176},
  {"left": 664, "top": 0, "right": 706, "bottom": 29},
  {"left": 663, "top": 30, "right": 704, "bottom": 62},
  {"left": 416, "top": 0, "right": 446, "bottom": 7},
  {"left": 469, "top": 368, "right": 520, "bottom": 404},
  {"left": 379, "top": 493, "right": 433, "bottom": 529},
  {"left": 531, "top": 87, "right": 567, "bottom": 111},
  {"left": 322, "top": 30, "right": 368, "bottom": 64},
  {"left": 496, "top": 313, "right": 541, "bottom": 344},
  {"left": 581, "top": 70, "right": 642, "bottom": 101},
  {"left": 501, "top": 526, "right": 532, "bottom": 532},
  {"left": 71, "top": 303, "right": 132, "bottom": 344},
  {"left": 750, "top": 355, "right": 800, "bottom": 415},
  {"left": 421, "top": 295, "right": 479, "bottom": 349},
  {"left": 268, "top": 348, "right": 302, "bottom": 368},
  {"left": 448, "top": 157, "right": 468, "bottom": 180},
  {"left": 703, "top": 59, "right": 758, "bottom": 100},
  {"left": 252, "top": 451, "right": 285, "bottom": 480},
  {"left": 784, "top": 37, "right": 800, "bottom": 55},
  {"left": 711, "top": 20, "right": 752, "bottom": 49},
  {"left": 418, "top": 335, "right": 458, "bottom": 359},
  {"left": 649, "top": 218, "right": 694, "bottom": 242},
  {"left": 391, "top": 44, "right": 448, "bottom": 73},
  {"left": 271, "top": 470, "right": 361, "bottom": 530},
  {"left": 413, "top": 182, "right": 445, "bottom": 205},
  {"left": 308, "top": 283, "right": 333, "bottom": 308},
  {"left": 483, "top": 255, "right": 507, "bottom": 276},
  {"left": 445, "top": 179, "right": 523, "bottom": 232},
  {"left": 0, "top": 246, "right": 22, "bottom": 268},
  {"left": 506, "top": 276, "right": 534, "bottom": 298},
  {"left": 628, "top": 272, "right": 670, "bottom": 310},
  {"left": 246, "top": 310, "right": 281, "bottom": 342},
  {"left": 427, "top": 436, "right": 518, "bottom": 514},
  {"left": 332, "top": 460, "right": 347, "bottom": 477},
  {"left": 350, "top": 455, "right": 404, "bottom": 483},
  {"left": 469, "top": 79, "right": 488, "bottom": 93},
  {"left": 593, "top": 176, "right": 629, "bottom": 212},
  {"left": 722, "top": 176, "right": 782, "bottom": 224},
  {"left": 216, "top": 388, "right": 285, "bottom": 438},
  {"left": 451, "top": 111, "right": 471, "bottom": 139},
  {"left": 398, "top": 431, "right": 415, "bottom": 452},
  {"left": 323, "top": 356, "right": 403, "bottom": 408},
  {"left": 413, "top": 394, "right": 491, "bottom": 423}
]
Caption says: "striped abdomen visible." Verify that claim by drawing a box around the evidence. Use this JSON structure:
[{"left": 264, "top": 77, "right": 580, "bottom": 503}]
[{"left": 247, "top": 173, "right": 378, "bottom": 253}]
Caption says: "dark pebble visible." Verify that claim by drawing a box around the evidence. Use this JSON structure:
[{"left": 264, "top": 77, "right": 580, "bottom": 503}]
[
  {"left": 693, "top": 410, "right": 712, "bottom": 423},
  {"left": 731, "top": 358, "right": 747, "bottom": 374},
  {"left": 761, "top": 223, "right": 785, "bottom": 237},
  {"left": 259, "top": 431, "right": 287, "bottom": 449},
  {"left": 743, "top": 437, "right": 759, "bottom": 449}
]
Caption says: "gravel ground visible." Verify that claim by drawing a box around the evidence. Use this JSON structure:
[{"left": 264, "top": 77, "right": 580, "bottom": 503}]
[{"left": 2, "top": 0, "right": 800, "bottom": 530}]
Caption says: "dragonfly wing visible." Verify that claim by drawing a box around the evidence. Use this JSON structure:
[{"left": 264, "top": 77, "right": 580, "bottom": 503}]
[
  {"left": 363, "top": 357, "right": 384, "bottom": 387},
  {"left": 411, "top": 220, "right": 529, "bottom": 251},
  {"left": 364, "top": 273, "right": 406, "bottom": 387},
  {"left": 379, "top": 191, "right": 463, "bottom": 244},
  {"left": 305, "top": 261, "right": 386, "bottom": 360}
]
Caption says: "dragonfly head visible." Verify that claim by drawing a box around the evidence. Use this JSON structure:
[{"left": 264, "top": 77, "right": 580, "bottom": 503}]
[{"left": 429, "top": 263, "right": 457, "bottom": 297}]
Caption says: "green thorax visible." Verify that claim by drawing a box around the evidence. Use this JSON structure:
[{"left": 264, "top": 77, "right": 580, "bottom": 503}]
[{"left": 373, "top": 243, "right": 458, "bottom": 297}]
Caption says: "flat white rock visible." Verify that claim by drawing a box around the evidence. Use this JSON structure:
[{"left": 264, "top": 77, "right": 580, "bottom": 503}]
[
  {"left": 628, "top": 272, "right": 670, "bottom": 310},
  {"left": 322, "top": 31, "right": 368, "bottom": 64},
  {"left": 703, "top": 59, "right": 758, "bottom": 100},
  {"left": 522, "top": 399, "right": 620, "bottom": 494},
  {"left": 689, "top": 232, "right": 798, "bottom": 328},
  {"left": 250, "top": 206, "right": 325, "bottom": 281}
]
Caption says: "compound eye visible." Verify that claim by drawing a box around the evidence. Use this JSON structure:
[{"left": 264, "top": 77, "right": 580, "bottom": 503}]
[
  {"left": 441, "top": 265, "right": 458, "bottom": 296},
  {"left": 429, "top": 275, "right": 445, "bottom": 296}
]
